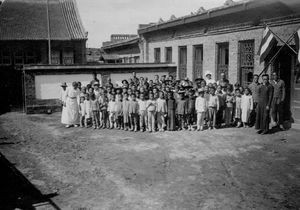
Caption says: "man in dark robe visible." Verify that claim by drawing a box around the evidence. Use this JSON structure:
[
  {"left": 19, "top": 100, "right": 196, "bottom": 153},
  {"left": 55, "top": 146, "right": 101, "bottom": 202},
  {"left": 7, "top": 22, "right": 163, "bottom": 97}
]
[{"left": 255, "top": 74, "right": 274, "bottom": 134}]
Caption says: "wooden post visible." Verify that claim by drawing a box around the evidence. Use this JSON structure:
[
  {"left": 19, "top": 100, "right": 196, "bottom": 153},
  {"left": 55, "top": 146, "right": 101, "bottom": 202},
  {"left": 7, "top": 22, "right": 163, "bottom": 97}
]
[{"left": 46, "top": 0, "right": 51, "bottom": 64}]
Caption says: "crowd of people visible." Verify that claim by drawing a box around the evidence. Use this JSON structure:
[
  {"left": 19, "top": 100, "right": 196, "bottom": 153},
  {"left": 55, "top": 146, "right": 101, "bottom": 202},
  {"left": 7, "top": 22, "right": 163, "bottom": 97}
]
[{"left": 60, "top": 71, "right": 286, "bottom": 135}]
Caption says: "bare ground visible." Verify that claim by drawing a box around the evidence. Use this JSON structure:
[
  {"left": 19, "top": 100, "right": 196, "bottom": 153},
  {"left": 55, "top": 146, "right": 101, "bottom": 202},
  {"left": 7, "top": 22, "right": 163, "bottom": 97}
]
[{"left": 0, "top": 112, "right": 300, "bottom": 210}]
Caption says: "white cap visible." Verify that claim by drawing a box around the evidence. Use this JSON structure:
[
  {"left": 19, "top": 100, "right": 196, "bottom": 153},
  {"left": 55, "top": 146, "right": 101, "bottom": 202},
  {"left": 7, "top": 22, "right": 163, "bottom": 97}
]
[{"left": 205, "top": 71, "right": 212, "bottom": 76}]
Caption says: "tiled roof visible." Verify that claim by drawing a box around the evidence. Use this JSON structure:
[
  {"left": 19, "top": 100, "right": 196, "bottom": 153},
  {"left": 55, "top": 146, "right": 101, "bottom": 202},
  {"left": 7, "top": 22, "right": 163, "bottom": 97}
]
[
  {"left": 102, "top": 37, "right": 140, "bottom": 49},
  {"left": 138, "top": 0, "right": 300, "bottom": 34},
  {"left": 0, "top": 0, "right": 87, "bottom": 40}
]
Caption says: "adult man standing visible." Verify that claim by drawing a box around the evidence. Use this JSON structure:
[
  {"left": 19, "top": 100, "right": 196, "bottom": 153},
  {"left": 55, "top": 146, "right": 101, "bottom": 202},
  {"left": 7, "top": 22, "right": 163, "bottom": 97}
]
[
  {"left": 248, "top": 74, "right": 260, "bottom": 126},
  {"left": 270, "top": 72, "right": 286, "bottom": 129},
  {"left": 255, "top": 74, "right": 274, "bottom": 134},
  {"left": 217, "top": 72, "right": 229, "bottom": 87},
  {"left": 90, "top": 73, "right": 100, "bottom": 86}
]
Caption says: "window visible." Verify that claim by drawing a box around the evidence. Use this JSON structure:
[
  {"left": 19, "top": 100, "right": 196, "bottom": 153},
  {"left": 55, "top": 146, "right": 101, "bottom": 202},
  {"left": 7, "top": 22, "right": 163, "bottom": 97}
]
[
  {"left": 134, "top": 56, "right": 140, "bottom": 63},
  {"left": 239, "top": 40, "right": 254, "bottom": 87},
  {"left": 63, "top": 48, "right": 74, "bottom": 65},
  {"left": 217, "top": 42, "right": 229, "bottom": 80},
  {"left": 154, "top": 48, "right": 161, "bottom": 63},
  {"left": 0, "top": 50, "right": 12, "bottom": 65},
  {"left": 51, "top": 50, "right": 61, "bottom": 64},
  {"left": 14, "top": 50, "right": 24, "bottom": 65},
  {"left": 165, "top": 47, "right": 172, "bottom": 63},
  {"left": 25, "top": 51, "right": 37, "bottom": 64}
]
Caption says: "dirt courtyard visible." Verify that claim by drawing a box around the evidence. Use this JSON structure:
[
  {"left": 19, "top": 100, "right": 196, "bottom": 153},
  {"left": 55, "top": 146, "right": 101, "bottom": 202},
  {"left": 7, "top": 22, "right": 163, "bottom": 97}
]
[{"left": 0, "top": 112, "right": 300, "bottom": 210}]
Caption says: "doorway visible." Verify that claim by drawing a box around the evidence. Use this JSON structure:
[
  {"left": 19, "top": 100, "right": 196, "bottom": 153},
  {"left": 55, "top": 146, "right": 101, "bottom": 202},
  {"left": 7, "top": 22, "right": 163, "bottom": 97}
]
[
  {"left": 193, "top": 45, "right": 203, "bottom": 80},
  {"left": 271, "top": 47, "right": 294, "bottom": 121},
  {"left": 178, "top": 46, "right": 187, "bottom": 80}
]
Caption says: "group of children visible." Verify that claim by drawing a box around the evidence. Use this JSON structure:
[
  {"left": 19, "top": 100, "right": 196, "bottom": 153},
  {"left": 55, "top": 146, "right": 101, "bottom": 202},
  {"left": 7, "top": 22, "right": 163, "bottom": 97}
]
[{"left": 74, "top": 76, "right": 254, "bottom": 132}]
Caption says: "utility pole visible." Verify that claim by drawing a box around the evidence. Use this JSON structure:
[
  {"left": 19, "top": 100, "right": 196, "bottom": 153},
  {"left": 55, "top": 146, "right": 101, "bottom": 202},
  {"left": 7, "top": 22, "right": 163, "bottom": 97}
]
[{"left": 46, "top": 0, "right": 51, "bottom": 64}]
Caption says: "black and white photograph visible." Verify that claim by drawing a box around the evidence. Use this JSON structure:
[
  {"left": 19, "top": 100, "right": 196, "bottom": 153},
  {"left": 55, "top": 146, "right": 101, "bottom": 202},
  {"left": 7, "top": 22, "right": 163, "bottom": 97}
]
[{"left": 0, "top": 0, "right": 300, "bottom": 209}]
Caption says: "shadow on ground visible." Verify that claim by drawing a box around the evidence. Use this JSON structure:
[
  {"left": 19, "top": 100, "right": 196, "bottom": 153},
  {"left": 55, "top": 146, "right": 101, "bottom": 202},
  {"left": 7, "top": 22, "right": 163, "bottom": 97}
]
[{"left": 0, "top": 152, "right": 60, "bottom": 210}]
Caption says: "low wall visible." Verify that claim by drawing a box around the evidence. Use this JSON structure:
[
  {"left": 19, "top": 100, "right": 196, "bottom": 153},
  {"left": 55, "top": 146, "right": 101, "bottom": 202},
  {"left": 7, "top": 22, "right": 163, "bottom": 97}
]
[{"left": 23, "top": 64, "right": 176, "bottom": 114}]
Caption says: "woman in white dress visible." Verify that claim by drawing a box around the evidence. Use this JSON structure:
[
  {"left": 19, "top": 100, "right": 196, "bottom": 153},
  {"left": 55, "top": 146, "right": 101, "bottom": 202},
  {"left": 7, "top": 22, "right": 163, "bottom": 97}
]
[
  {"left": 62, "top": 82, "right": 80, "bottom": 128},
  {"left": 60, "top": 82, "right": 68, "bottom": 124}
]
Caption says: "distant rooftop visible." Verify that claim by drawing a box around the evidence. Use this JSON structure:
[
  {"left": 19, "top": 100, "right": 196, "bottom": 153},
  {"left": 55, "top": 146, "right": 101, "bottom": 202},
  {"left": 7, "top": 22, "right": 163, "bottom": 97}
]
[{"left": 102, "top": 34, "right": 139, "bottom": 48}]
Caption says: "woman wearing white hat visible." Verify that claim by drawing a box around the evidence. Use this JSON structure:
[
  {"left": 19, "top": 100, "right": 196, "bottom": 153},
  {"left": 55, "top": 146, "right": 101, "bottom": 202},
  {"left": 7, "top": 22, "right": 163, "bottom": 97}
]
[
  {"left": 62, "top": 82, "right": 80, "bottom": 128},
  {"left": 204, "top": 71, "right": 216, "bottom": 85}
]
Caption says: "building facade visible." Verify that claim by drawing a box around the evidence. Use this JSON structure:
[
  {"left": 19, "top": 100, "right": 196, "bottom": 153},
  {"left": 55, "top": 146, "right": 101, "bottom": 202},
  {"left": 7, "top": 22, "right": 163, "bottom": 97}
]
[
  {"left": 0, "top": 0, "right": 87, "bottom": 112},
  {"left": 101, "top": 35, "right": 140, "bottom": 64},
  {"left": 138, "top": 0, "right": 300, "bottom": 125}
]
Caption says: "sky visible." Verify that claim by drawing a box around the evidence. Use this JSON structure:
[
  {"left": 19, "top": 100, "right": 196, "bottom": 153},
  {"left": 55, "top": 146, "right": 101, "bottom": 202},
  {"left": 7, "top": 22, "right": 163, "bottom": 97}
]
[{"left": 76, "top": 0, "right": 225, "bottom": 48}]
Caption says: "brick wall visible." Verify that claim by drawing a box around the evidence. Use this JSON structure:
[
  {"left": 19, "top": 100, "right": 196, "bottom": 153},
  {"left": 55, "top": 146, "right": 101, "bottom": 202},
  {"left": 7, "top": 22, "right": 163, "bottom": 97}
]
[{"left": 145, "top": 22, "right": 300, "bottom": 83}]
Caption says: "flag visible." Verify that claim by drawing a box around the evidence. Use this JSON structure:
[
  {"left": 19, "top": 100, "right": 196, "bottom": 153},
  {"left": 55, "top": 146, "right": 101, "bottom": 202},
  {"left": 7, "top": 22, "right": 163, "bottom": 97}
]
[
  {"left": 257, "top": 27, "right": 278, "bottom": 63},
  {"left": 294, "top": 27, "right": 300, "bottom": 63}
]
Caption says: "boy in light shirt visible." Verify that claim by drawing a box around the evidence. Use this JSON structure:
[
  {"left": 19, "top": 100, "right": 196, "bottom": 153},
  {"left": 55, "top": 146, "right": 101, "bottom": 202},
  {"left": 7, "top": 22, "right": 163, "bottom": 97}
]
[
  {"left": 156, "top": 91, "right": 167, "bottom": 132},
  {"left": 122, "top": 92, "right": 130, "bottom": 131},
  {"left": 138, "top": 93, "right": 148, "bottom": 132},
  {"left": 108, "top": 94, "right": 117, "bottom": 129},
  {"left": 146, "top": 92, "right": 157, "bottom": 132},
  {"left": 207, "top": 86, "right": 219, "bottom": 130},
  {"left": 195, "top": 90, "right": 208, "bottom": 131},
  {"left": 129, "top": 94, "right": 139, "bottom": 132}
]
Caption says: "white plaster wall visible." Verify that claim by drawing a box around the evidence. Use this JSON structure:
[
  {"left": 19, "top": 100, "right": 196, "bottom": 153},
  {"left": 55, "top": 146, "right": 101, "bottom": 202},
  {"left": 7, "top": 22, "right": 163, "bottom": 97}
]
[{"left": 35, "top": 74, "right": 94, "bottom": 99}]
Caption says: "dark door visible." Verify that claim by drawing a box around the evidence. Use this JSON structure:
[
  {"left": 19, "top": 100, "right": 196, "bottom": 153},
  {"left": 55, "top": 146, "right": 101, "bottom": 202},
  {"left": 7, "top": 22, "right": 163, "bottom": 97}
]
[
  {"left": 193, "top": 45, "right": 203, "bottom": 80},
  {"left": 178, "top": 46, "right": 187, "bottom": 80},
  {"left": 272, "top": 48, "right": 293, "bottom": 121}
]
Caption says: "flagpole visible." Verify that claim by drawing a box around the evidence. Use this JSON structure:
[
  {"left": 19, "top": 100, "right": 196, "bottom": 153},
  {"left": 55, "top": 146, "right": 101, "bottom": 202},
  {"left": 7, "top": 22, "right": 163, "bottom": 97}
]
[
  {"left": 266, "top": 24, "right": 298, "bottom": 55},
  {"left": 259, "top": 31, "right": 296, "bottom": 77}
]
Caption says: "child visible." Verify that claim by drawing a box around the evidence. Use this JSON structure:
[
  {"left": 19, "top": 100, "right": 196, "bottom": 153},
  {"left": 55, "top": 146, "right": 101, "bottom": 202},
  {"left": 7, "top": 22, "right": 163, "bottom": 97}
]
[
  {"left": 138, "top": 93, "right": 148, "bottom": 132},
  {"left": 122, "top": 92, "right": 130, "bottom": 131},
  {"left": 234, "top": 89, "right": 242, "bottom": 128},
  {"left": 207, "top": 86, "right": 219, "bottom": 129},
  {"left": 241, "top": 87, "right": 253, "bottom": 128},
  {"left": 156, "top": 91, "right": 167, "bottom": 132},
  {"left": 108, "top": 94, "right": 117, "bottom": 129},
  {"left": 100, "top": 95, "right": 109, "bottom": 129},
  {"left": 146, "top": 92, "right": 157, "bottom": 132},
  {"left": 176, "top": 91, "right": 188, "bottom": 130},
  {"left": 88, "top": 87, "right": 94, "bottom": 96},
  {"left": 129, "top": 94, "right": 139, "bottom": 132},
  {"left": 225, "top": 88, "right": 234, "bottom": 127},
  {"left": 79, "top": 95, "right": 86, "bottom": 128},
  {"left": 216, "top": 85, "right": 226, "bottom": 128},
  {"left": 90, "top": 94, "right": 100, "bottom": 129},
  {"left": 187, "top": 89, "right": 196, "bottom": 131},
  {"left": 115, "top": 95, "right": 123, "bottom": 129},
  {"left": 84, "top": 94, "right": 92, "bottom": 128},
  {"left": 167, "top": 92, "right": 176, "bottom": 131},
  {"left": 195, "top": 90, "right": 208, "bottom": 131}
]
